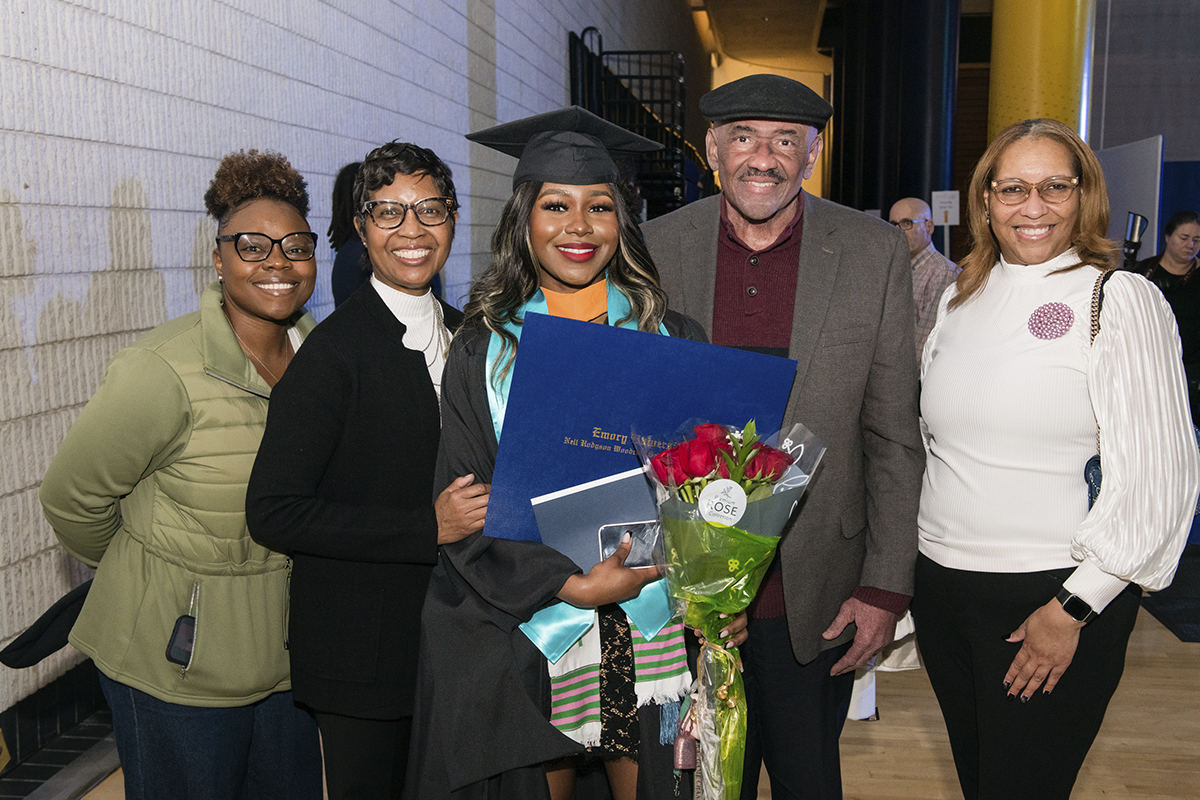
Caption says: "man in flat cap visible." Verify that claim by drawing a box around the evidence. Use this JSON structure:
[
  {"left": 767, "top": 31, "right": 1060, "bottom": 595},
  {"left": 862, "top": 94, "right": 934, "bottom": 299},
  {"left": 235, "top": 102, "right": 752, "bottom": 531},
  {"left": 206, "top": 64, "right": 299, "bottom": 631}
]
[{"left": 642, "top": 73, "right": 923, "bottom": 800}]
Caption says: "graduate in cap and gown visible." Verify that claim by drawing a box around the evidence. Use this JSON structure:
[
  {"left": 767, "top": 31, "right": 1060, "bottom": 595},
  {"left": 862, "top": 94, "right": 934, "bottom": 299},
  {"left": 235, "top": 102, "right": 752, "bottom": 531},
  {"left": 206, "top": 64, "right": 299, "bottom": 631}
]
[{"left": 405, "top": 107, "right": 705, "bottom": 800}]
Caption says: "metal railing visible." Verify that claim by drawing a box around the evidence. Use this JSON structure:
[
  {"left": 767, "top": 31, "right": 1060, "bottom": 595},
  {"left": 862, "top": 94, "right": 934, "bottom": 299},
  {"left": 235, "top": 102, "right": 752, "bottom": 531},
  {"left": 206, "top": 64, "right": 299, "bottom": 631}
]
[{"left": 569, "top": 29, "right": 714, "bottom": 220}]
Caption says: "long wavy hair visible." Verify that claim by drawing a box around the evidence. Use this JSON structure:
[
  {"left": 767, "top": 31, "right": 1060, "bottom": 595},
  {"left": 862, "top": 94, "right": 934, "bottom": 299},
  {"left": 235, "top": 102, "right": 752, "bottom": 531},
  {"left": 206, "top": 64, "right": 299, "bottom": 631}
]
[
  {"left": 462, "top": 179, "right": 667, "bottom": 384},
  {"left": 952, "top": 118, "right": 1119, "bottom": 309}
]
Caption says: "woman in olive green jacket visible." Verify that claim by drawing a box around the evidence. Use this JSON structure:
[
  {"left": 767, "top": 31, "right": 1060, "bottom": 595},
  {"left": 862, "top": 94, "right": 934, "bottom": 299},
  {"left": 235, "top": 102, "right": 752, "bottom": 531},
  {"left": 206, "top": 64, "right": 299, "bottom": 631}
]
[{"left": 39, "top": 150, "right": 322, "bottom": 800}]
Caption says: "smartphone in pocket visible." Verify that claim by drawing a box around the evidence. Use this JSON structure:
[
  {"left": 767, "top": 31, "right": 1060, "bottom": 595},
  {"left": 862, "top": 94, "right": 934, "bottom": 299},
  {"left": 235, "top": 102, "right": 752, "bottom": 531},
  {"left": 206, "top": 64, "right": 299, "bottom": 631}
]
[{"left": 165, "top": 614, "right": 195, "bottom": 666}]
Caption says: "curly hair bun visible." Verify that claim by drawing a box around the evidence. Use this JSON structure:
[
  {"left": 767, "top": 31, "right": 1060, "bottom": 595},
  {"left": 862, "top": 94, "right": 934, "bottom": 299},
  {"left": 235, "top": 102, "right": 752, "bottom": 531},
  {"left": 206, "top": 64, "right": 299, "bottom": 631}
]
[{"left": 203, "top": 149, "right": 310, "bottom": 225}]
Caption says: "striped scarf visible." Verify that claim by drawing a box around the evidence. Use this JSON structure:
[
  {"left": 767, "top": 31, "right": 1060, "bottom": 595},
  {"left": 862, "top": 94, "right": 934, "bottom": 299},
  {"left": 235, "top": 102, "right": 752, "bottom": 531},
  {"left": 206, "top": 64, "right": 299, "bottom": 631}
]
[{"left": 548, "top": 619, "right": 691, "bottom": 747}]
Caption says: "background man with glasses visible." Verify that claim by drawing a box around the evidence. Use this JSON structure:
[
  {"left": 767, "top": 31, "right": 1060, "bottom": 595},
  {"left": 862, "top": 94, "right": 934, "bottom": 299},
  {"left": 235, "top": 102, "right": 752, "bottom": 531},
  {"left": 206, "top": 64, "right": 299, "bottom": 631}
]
[{"left": 888, "top": 197, "right": 960, "bottom": 358}]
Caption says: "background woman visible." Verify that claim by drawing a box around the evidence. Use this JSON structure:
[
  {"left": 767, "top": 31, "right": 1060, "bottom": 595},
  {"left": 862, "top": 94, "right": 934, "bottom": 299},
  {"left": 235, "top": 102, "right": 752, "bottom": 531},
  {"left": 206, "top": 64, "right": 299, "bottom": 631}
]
[
  {"left": 329, "top": 160, "right": 369, "bottom": 307},
  {"left": 39, "top": 150, "right": 322, "bottom": 800},
  {"left": 407, "top": 107, "right": 703, "bottom": 800},
  {"left": 1128, "top": 210, "right": 1200, "bottom": 421},
  {"left": 912, "top": 118, "right": 1198, "bottom": 800},
  {"left": 246, "top": 142, "right": 487, "bottom": 800}
]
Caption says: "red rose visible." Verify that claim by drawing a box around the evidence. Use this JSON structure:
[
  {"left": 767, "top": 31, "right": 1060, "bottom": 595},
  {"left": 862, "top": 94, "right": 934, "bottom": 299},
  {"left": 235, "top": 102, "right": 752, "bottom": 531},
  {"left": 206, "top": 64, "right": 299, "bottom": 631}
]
[
  {"left": 745, "top": 444, "right": 792, "bottom": 482},
  {"left": 716, "top": 456, "right": 730, "bottom": 479},
  {"left": 651, "top": 446, "right": 688, "bottom": 486},
  {"left": 692, "top": 423, "right": 730, "bottom": 446},
  {"left": 678, "top": 438, "right": 718, "bottom": 479}
]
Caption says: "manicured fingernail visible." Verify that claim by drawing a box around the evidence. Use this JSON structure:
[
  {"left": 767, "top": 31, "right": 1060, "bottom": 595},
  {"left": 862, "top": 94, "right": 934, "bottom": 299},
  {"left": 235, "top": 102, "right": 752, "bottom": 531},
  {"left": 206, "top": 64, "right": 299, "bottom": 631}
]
[
  {"left": 719, "top": 629, "right": 729, "bottom": 639},
  {"left": 1006, "top": 693, "right": 1015, "bottom": 702},
  {"left": 726, "top": 642, "right": 735, "bottom": 649},
  {"left": 719, "top": 613, "right": 729, "bottom": 619},
  {"left": 1020, "top": 695, "right": 1029, "bottom": 704},
  {"left": 1002, "top": 680, "right": 1011, "bottom": 690}
]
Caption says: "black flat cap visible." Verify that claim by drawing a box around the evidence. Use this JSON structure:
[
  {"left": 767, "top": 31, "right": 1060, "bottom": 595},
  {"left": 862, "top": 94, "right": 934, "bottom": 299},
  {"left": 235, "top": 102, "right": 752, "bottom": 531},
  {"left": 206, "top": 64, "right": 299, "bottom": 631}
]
[
  {"left": 700, "top": 74, "right": 834, "bottom": 132},
  {"left": 467, "top": 106, "right": 663, "bottom": 190}
]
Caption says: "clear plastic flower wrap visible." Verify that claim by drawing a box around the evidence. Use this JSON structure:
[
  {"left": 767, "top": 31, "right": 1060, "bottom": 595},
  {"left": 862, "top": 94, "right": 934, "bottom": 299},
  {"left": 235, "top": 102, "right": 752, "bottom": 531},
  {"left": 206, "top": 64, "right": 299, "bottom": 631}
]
[{"left": 632, "top": 420, "right": 825, "bottom": 800}]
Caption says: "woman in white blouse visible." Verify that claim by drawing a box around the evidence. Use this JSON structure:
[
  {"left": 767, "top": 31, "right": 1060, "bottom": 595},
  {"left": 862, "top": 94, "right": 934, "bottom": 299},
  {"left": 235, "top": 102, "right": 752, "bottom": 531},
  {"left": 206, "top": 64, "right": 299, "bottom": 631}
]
[{"left": 912, "top": 118, "right": 1198, "bottom": 800}]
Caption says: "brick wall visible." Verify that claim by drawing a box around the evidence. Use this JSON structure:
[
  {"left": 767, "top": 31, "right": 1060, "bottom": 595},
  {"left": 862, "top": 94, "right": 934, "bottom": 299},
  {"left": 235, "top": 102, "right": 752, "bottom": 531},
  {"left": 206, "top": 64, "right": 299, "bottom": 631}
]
[{"left": 0, "top": 0, "right": 706, "bottom": 714}]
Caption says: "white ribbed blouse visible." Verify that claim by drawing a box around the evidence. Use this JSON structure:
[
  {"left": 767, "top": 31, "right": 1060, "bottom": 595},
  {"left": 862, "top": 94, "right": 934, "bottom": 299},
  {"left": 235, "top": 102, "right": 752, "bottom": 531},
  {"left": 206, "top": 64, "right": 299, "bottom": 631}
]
[{"left": 918, "top": 249, "right": 1199, "bottom": 612}]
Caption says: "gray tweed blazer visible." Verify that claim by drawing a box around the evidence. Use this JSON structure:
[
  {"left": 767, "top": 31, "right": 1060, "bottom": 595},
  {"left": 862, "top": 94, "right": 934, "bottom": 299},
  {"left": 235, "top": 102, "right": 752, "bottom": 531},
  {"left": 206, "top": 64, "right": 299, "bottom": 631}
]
[{"left": 642, "top": 192, "right": 925, "bottom": 663}]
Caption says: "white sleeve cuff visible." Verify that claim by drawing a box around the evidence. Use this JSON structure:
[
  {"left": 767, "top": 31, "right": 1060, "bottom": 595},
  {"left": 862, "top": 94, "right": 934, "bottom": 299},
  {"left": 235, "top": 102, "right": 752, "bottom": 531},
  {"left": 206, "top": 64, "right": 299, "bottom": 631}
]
[{"left": 1061, "top": 560, "right": 1131, "bottom": 613}]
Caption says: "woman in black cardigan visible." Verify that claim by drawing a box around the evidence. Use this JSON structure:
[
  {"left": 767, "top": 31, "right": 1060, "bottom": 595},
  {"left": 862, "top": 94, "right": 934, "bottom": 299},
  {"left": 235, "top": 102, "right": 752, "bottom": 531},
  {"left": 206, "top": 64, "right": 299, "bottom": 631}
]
[{"left": 246, "top": 142, "right": 487, "bottom": 800}]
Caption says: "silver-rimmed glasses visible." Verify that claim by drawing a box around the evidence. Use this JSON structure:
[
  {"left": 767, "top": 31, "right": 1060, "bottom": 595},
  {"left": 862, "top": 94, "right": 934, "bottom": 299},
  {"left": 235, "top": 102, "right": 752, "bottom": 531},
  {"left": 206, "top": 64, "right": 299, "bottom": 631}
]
[
  {"left": 361, "top": 198, "right": 456, "bottom": 229},
  {"left": 989, "top": 176, "right": 1079, "bottom": 205},
  {"left": 215, "top": 232, "right": 318, "bottom": 262}
]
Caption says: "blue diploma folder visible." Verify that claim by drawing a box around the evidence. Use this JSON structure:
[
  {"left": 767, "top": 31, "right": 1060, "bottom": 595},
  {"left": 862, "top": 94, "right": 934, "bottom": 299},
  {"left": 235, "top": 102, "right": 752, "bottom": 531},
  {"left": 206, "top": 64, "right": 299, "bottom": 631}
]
[{"left": 486, "top": 313, "right": 798, "bottom": 547}]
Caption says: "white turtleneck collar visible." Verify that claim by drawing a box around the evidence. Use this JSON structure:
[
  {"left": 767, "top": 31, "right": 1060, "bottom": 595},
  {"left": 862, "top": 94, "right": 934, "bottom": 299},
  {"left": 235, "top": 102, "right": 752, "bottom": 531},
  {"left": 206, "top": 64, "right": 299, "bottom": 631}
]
[
  {"left": 997, "top": 248, "right": 1087, "bottom": 283},
  {"left": 369, "top": 275, "right": 450, "bottom": 400},
  {"left": 370, "top": 275, "right": 439, "bottom": 323}
]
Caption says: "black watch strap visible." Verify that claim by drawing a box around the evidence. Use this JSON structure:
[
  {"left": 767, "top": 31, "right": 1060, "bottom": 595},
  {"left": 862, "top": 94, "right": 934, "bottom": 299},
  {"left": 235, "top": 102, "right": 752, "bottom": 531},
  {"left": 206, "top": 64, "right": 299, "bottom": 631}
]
[{"left": 1056, "top": 587, "right": 1097, "bottom": 624}]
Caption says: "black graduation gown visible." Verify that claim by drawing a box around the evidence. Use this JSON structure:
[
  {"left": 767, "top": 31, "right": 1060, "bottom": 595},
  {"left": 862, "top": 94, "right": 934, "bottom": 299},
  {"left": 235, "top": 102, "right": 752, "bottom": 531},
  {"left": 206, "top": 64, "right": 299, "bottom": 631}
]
[{"left": 405, "top": 311, "right": 705, "bottom": 800}]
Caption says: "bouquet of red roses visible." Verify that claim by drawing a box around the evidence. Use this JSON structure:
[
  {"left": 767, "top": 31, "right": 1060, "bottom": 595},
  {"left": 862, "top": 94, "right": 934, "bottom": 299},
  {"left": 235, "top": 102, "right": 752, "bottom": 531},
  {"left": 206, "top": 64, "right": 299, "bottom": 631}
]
[{"left": 634, "top": 420, "right": 824, "bottom": 800}]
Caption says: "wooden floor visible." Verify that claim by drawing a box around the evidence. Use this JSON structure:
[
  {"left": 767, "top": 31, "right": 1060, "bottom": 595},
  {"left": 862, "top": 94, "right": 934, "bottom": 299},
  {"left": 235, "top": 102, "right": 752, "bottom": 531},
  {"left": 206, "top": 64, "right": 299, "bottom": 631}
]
[
  {"left": 83, "top": 608, "right": 1198, "bottom": 800},
  {"left": 833, "top": 606, "right": 1200, "bottom": 800}
]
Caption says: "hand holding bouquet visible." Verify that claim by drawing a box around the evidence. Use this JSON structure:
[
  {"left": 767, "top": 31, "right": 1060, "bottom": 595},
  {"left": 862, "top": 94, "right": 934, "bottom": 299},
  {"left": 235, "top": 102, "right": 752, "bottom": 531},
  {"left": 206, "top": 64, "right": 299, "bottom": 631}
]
[{"left": 635, "top": 421, "right": 824, "bottom": 800}]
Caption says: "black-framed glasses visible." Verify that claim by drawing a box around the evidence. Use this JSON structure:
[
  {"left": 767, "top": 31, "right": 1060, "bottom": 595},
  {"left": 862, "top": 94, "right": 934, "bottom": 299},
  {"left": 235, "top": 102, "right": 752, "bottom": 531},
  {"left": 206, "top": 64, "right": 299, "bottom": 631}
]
[
  {"left": 361, "top": 198, "right": 456, "bottom": 230},
  {"left": 215, "top": 232, "right": 318, "bottom": 262},
  {"left": 890, "top": 218, "right": 930, "bottom": 231},
  {"left": 989, "top": 176, "right": 1079, "bottom": 206}
]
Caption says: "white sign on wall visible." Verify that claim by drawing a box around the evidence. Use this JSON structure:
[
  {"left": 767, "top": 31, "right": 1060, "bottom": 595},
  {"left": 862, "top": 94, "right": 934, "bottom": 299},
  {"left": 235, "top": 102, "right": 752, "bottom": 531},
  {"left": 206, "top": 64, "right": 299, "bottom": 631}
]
[{"left": 931, "top": 191, "right": 960, "bottom": 226}]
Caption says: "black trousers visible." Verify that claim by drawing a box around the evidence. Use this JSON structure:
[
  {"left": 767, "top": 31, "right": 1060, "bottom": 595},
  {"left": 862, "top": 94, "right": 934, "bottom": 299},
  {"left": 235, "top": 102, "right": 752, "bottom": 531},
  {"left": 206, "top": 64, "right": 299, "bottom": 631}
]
[
  {"left": 314, "top": 711, "right": 412, "bottom": 800},
  {"left": 739, "top": 616, "right": 855, "bottom": 800},
  {"left": 911, "top": 554, "right": 1140, "bottom": 800}
]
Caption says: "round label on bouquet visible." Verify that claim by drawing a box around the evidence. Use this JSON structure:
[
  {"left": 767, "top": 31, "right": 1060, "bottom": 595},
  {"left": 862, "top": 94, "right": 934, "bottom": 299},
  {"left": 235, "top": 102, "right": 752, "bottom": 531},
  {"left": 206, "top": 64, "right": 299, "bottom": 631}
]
[{"left": 698, "top": 479, "right": 747, "bottom": 526}]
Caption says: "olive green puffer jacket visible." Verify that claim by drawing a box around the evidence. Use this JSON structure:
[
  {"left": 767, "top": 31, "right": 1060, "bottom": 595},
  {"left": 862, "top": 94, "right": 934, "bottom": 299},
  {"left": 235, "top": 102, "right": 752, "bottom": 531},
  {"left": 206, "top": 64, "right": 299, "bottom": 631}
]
[{"left": 40, "top": 282, "right": 316, "bottom": 706}]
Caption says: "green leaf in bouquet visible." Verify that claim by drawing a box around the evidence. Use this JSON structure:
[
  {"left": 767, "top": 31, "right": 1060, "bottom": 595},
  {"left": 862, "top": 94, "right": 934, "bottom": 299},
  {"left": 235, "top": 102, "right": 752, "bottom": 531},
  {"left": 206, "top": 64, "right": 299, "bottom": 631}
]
[
  {"left": 718, "top": 448, "right": 744, "bottom": 484},
  {"left": 746, "top": 483, "right": 773, "bottom": 502}
]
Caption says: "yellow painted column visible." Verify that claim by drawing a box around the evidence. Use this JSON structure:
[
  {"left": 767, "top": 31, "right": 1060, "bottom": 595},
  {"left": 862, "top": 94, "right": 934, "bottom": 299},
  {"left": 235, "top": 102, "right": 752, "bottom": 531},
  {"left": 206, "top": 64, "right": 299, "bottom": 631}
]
[{"left": 988, "top": 0, "right": 1096, "bottom": 140}]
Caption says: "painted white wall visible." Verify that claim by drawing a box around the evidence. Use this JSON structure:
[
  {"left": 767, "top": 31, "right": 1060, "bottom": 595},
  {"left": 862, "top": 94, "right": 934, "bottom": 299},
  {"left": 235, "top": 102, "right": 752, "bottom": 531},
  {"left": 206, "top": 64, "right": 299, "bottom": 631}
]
[{"left": 0, "top": 0, "right": 705, "bottom": 712}]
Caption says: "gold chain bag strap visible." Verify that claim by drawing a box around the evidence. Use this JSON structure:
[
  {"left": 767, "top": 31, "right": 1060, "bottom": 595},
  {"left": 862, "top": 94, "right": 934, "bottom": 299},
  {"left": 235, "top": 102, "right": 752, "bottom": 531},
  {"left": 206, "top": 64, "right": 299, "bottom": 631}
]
[{"left": 1085, "top": 268, "right": 1116, "bottom": 508}]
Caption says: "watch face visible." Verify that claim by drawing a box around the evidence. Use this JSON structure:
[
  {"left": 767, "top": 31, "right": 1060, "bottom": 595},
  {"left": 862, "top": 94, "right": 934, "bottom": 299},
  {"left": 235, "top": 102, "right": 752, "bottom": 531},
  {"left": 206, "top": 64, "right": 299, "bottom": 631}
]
[{"left": 1061, "top": 594, "right": 1094, "bottom": 622}]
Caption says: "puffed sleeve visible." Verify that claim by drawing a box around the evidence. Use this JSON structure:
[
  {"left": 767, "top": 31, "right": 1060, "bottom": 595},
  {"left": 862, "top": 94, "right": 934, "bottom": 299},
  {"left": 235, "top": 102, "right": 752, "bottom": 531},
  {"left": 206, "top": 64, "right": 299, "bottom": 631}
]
[
  {"left": 40, "top": 347, "right": 192, "bottom": 567},
  {"left": 1065, "top": 271, "right": 1200, "bottom": 610}
]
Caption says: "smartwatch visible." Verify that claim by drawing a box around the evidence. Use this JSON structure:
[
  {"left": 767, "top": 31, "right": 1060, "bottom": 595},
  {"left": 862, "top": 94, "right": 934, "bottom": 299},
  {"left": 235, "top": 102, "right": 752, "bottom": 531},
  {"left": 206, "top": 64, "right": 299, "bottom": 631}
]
[{"left": 1056, "top": 587, "right": 1097, "bottom": 624}]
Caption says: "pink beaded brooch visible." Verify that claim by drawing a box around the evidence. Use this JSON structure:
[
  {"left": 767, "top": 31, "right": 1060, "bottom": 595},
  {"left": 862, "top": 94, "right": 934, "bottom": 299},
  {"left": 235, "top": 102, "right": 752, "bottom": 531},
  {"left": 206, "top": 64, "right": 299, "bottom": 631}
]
[{"left": 1028, "top": 302, "right": 1074, "bottom": 340}]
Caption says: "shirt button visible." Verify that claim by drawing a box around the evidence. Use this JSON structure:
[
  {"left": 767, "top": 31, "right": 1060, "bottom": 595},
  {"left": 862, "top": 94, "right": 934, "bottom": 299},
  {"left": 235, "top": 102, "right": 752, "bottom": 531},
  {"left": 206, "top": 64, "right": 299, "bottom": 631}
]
[
  {"left": 749, "top": 256, "right": 759, "bottom": 266},
  {"left": 747, "top": 286, "right": 758, "bottom": 297}
]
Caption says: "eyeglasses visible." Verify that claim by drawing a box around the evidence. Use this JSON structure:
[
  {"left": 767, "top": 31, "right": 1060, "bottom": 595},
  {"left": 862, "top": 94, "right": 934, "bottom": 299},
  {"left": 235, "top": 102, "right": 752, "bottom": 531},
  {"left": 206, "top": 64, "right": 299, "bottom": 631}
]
[
  {"left": 890, "top": 218, "right": 930, "bottom": 231},
  {"left": 215, "top": 232, "right": 318, "bottom": 262},
  {"left": 360, "top": 198, "right": 456, "bottom": 229},
  {"left": 989, "top": 176, "right": 1079, "bottom": 206}
]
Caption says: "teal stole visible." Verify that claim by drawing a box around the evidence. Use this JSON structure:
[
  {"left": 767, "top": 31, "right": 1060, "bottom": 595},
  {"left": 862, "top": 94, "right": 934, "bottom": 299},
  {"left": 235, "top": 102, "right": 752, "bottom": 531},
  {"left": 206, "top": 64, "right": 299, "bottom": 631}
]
[{"left": 485, "top": 281, "right": 675, "bottom": 663}]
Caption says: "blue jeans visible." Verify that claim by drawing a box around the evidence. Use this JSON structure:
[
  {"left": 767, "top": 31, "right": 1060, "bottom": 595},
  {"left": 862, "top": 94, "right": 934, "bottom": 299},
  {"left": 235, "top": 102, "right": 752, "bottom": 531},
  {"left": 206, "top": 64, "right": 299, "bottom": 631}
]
[{"left": 99, "top": 672, "right": 322, "bottom": 800}]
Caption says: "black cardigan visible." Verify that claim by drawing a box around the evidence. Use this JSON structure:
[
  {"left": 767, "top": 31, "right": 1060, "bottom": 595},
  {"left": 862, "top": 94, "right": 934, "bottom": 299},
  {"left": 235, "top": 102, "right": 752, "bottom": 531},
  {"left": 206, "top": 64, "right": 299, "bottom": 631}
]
[{"left": 246, "top": 281, "right": 463, "bottom": 719}]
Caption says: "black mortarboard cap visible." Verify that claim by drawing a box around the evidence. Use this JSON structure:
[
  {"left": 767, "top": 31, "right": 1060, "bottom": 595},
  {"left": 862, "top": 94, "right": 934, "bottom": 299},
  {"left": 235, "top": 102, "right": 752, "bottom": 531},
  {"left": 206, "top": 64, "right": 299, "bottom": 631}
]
[
  {"left": 700, "top": 74, "right": 834, "bottom": 132},
  {"left": 467, "top": 106, "right": 664, "bottom": 190}
]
